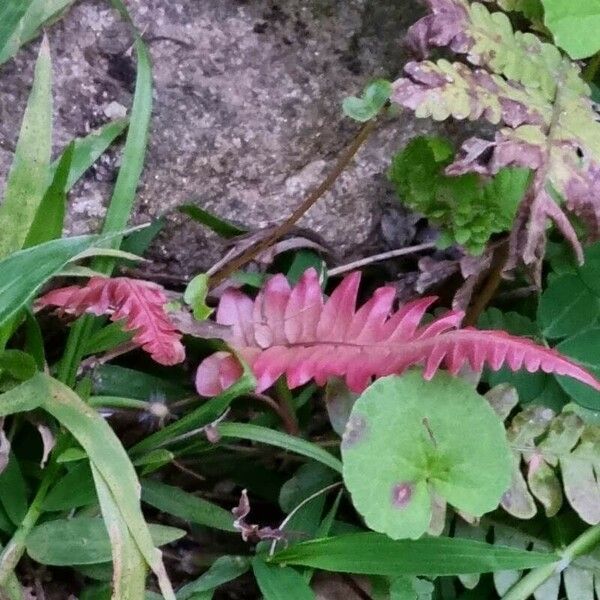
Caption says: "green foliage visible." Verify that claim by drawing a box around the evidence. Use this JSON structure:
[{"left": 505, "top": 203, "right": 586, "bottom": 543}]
[
  {"left": 0, "top": 0, "right": 75, "bottom": 65},
  {"left": 390, "top": 577, "right": 434, "bottom": 600},
  {"left": 26, "top": 517, "right": 183, "bottom": 566},
  {"left": 389, "top": 136, "right": 529, "bottom": 254},
  {"left": 0, "top": 234, "right": 104, "bottom": 329},
  {"left": 140, "top": 479, "right": 236, "bottom": 532},
  {"left": 343, "top": 79, "right": 392, "bottom": 122},
  {"left": 184, "top": 274, "right": 214, "bottom": 321},
  {"left": 541, "top": 0, "right": 600, "bottom": 59},
  {"left": 393, "top": 0, "right": 600, "bottom": 268},
  {"left": 270, "top": 532, "right": 558, "bottom": 575},
  {"left": 0, "top": 37, "right": 52, "bottom": 259},
  {"left": 341, "top": 372, "right": 512, "bottom": 539},
  {"left": 252, "top": 558, "right": 314, "bottom": 600}
]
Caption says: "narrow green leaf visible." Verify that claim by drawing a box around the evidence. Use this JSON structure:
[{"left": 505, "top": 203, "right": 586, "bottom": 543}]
[
  {"left": 217, "top": 423, "right": 343, "bottom": 474},
  {"left": 39, "top": 376, "right": 176, "bottom": 599},
  {"left": 52, "top": 118, "right": 128, "bottom": 190},
  {"left": 0, "top": 0, "right": 75, "bottom": 64},
  {"left": 0, "top": 0, "right": 34, "bottom": 56},
  {"left": 92, "top": 364, "right": 190, "bottom": 401},
  {"left": 252, "top": 558, "right": 315, "bottom": 600},
  {"left": 270, "top": 533, "right": 559, "bottom": 576},
  {"left": 0, "top": 454, "right": 27, "bottom": 525},
  {"left": 94, "top": 1, "right": 152, "bottom": 272},
  {"left": 130, "top": 372, "right": 255, "bottom": 456},
  {"left": 24, "top": 142, "right": 73, "bottom": 247},
  {"left": 0, "top": 374, "right": 176, "bottom": 598},
  {"left": 24, "top": 308, "right": 45, "bottom": 369},
  {"left": 83, "top": 322, "right": 133, "bottom": 356},
  {"left": 25, "top": 516, "right": 184, "bottom": 566},
  {"left": 0, "top": 350, "right": 37, "bottom": 380},
  {"left": 141, "top": 479, "right": 236, "bottom": 532},
  {"left": 0, "top": 234, "right": 100, "bottom": 328},
  {"left": 0, "top": 36, "right": 52, "bottom": 258},
  {"left": 43, "top": 462, "right": 97, "bottom": 511},
  {"left": 179, "top": 205, "right": 246, "bottom": 239},
  {"left": 91, "top": 466, "right": 147, "bottom": 598},
  {"left": 176, "top": 556, "right": 250, "bottom": 600}
]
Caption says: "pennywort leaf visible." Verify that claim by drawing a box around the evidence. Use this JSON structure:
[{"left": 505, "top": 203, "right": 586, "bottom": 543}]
[
  {"left": 542, "top": 0, "right": 600, "bottom": 59},
  {"left": 341, "top": 372, "right": 512, "bottom": 539}
]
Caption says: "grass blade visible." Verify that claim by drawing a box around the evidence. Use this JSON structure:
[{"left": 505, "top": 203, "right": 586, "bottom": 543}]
[
  {"left": 270, "top": 533, "right": 559, "bottom": 576},
  {"left": 179, "top": 205, "right": 246, "bottom": 239},
  {"left": 0, "top": 0, "right": 75, "bottom": 64},
  {"left": 0, "top": 35, "right": 52, "bottom": 258},
  {"left": 53, "top": 118, "right": 128, "bottom": 190},
  {"left": 95, "top": 0, "right": 152, "bottom": 272},
  {"left": 217, "top": 423, "right": 343, "bottom": 474},
  {"left": 0, "top": 234, "right": 101, "bottom": 328},
  {"left": 141, "top": 479, "right": 236, "bottom": 532},
  {"left": 91, "top": 468, "right": 148, "bottom": 598},
  {"left": 0, "top": 0, "right": 34, "bottom": 56},
  {"left": 57, "top": 0, "right": 152, "bottom": 386},
  {"left": 24, "top": 142, "right": 73, "bottom": 247},
  {"left": 252, "top": 558, "right": 315, "bottom": 600},
  {"left": 39, "top": 376, "right": 176, "bottom": 599},
  {"left": 130, "top": 372, "right": 255, "bottom": 456},
  {"left": 176, "top": 556, "right": 250, "bottom": 600}
]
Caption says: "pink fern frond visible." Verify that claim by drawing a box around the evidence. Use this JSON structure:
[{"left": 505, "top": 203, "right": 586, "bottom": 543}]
[
  {"left": 195, "top": 268, "right": 600, "bottom": 396},
  {"left": 38, "top": 277, "right": 185, "bottom": 366}
]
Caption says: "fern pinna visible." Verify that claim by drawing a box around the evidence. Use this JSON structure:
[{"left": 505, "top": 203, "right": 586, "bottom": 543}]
[
  {"left": 195, "top": 268, "right": 600, "bottom": 395},
  {"left": 393, "top": 0, "right": 600, "bottom": 272}
]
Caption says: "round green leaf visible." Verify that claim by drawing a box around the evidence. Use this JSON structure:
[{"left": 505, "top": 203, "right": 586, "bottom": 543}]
[
  {"left": 542, "top": 0, "right": 600, "bottom": 59},
  {"left": 341, "top": 372, "right": 511, "bottom": 540},
  {"left": 537, "top": 274, "right": 600, "bottom": 339},
  {"left": 556, "top": 328, "right": 600, "bottom": 410}
]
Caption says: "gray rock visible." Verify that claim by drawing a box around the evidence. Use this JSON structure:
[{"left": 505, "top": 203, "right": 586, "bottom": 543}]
[{"left": 0, "top": 0, "right": 441, "bottom": 278}]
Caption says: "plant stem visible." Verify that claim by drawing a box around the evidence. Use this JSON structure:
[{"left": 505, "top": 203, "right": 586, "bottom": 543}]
[
  {"left": 463, "top": 239, "right": 509, "bottom": 326},
  {"left": 88, "top": 396, "right": 150, "bottom": 411},
  {"left": 209, "top": 118, "right": 378, "bottom": 288},
  {"left": 275, "top": 379, "right": 299, "bottom": 435},
  {"left": 502, "top": 523, "right": 600, "bottom": 600},
  {"left": 583, "top": 52, "right": 600, "bottom": 83},
  {"left": 327, "top": 243, "right": 436, "bottom": 277},
  {"left": 0, "top": 461, "right": 59, "bottom": 586}
]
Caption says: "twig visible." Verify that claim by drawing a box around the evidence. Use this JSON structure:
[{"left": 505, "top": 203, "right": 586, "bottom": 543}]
[
  {"left": 327, "top": 243, "right": 436, "bottom": 277},
  {"left": 250, "top": 393, "right": 299, "bottom": 436},
  {"left": 268, "top": 482, "right": 342, "bottom": 556},
  {"left": 209, "top": 119, "right": 379, "bottom": 288},
  {"left": 172, "top": 460, "right": 206, "bottom": 482},
  {"left": 463, "top": 239, "right": 509, "bottom": 326}
]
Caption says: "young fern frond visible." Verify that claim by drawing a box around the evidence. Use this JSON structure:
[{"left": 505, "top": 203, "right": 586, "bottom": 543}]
[{"left": 195, "top": 268, "right": 600, "bottom": 395}]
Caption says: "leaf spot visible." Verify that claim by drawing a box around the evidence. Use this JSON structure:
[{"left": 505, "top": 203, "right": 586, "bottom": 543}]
[
  {"left": 342, "top": 413, "right": 367, "bottom": 448},
  {"left": 391, "top": 482, "right": 413, "bottom": 509}
]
